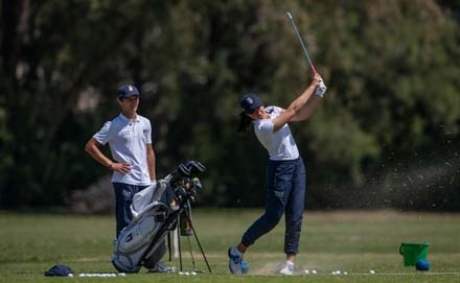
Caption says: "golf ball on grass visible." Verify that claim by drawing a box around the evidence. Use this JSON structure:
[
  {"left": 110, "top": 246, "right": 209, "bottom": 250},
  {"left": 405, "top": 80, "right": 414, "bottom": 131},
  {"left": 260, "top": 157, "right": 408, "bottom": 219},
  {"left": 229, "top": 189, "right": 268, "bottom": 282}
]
[
  {"left": 304, "top": 269, "right": 320, "bottom": 275},
  {"left": 415, "top": 259, "right": 430, "bottom": 271},
  {"left": 369, "top": 269, "right": 375, "bottom": 274},
  {"left": 331, "top": 270, "right": 342, "bottom": 275}
]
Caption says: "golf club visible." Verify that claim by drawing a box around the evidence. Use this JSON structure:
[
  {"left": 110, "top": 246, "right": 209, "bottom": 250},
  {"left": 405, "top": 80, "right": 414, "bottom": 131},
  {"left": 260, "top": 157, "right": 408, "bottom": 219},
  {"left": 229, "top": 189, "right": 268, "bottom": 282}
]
[{"left": 285, "top": 11, "right": 327, "bottom": 96}]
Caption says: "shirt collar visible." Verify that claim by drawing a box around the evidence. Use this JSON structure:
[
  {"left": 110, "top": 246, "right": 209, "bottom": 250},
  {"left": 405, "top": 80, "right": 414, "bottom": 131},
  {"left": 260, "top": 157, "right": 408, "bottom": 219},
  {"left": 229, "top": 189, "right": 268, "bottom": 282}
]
[{"left": 118, "top": 113, "right": 140, "bottom": 123}]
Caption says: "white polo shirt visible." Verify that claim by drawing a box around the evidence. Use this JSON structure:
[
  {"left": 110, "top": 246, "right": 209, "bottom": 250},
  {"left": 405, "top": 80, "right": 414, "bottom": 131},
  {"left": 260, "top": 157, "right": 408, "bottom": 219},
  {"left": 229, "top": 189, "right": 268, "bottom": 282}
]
[
  {"left": 253, "top": 106, "right": 299, "bottom": 161},
  {"left": 93, "top": 113, "right": 153, "bottom": 186}
]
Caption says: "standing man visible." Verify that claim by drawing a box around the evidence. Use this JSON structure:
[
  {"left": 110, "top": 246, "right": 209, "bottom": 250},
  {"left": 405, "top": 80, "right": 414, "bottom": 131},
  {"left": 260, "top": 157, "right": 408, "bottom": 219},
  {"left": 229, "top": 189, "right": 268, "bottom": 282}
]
[{"left": 85, "top": 84, "right": 171, "bottom": 273}]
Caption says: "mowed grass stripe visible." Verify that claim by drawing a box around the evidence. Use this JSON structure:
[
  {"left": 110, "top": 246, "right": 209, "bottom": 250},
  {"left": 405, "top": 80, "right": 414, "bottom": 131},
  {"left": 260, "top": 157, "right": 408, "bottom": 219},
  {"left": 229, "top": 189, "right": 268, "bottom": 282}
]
[{"left": 0, "top": 210, "right": 459, "bottom": 282}]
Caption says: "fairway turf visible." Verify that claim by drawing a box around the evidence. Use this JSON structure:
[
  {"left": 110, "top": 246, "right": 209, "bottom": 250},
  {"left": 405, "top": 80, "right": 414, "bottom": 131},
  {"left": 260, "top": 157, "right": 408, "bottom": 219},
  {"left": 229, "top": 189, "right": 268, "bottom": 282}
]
[{"left": 0, "top": 210, "right": 459, "bottom": 282}]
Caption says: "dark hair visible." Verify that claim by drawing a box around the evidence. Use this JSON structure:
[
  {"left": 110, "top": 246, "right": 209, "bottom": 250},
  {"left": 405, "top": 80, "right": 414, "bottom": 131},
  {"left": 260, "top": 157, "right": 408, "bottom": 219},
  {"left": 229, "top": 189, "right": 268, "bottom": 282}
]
[{"left": 237, "top": 111, "right": 253, "bottom": 133}]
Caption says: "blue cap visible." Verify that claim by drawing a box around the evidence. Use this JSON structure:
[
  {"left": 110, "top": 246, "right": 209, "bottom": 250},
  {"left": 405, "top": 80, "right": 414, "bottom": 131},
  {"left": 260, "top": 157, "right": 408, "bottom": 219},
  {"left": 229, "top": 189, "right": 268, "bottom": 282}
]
[
  {"left": 240, "top": 93, "right": 263, "bottom": 114},
  {"left": 44, "top": 264, "right": 73, "bottom": 277},
  {"left": 117, "top": 85, "right": 139, "bottom": 99}
]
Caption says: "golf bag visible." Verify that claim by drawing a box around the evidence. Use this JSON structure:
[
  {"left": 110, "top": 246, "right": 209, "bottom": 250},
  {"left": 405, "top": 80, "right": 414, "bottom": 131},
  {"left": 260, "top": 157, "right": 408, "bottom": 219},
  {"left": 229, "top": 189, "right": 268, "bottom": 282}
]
[{"left": 112, "top": 161, "right": 206, "bottom": 273}]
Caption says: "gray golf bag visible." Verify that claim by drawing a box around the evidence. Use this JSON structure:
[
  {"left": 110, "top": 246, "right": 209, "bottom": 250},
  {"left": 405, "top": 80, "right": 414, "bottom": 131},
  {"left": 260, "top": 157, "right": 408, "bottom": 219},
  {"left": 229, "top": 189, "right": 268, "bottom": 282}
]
[{"left": 112, "top": 161, "right": 206, "bottom": 273}]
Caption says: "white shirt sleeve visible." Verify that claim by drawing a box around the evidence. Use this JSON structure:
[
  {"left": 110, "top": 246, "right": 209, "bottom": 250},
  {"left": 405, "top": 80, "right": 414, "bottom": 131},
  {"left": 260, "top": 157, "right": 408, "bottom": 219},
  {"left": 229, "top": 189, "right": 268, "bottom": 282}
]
[
  {"left": 93, "top": 121, "right": 112, "bottom": 145},
  {"left": 144, "top": 119, "right": 152, "bottom": 144},
  {"left": 256, "top": 119, "right": 274, "bottom": 134}
]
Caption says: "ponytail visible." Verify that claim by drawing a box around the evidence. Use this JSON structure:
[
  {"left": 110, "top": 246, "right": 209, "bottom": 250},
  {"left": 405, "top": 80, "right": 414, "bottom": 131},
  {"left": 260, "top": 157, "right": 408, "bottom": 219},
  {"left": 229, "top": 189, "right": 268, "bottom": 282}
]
[{"left": 237, "top": 111, "right": 253, "bottom": 133}]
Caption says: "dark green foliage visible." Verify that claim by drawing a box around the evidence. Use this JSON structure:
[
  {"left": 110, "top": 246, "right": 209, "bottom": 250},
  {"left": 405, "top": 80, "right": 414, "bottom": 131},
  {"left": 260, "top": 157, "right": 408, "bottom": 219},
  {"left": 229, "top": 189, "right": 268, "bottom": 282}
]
[{"left": 0, "top": 0, "right": 459, "bottom": 210}]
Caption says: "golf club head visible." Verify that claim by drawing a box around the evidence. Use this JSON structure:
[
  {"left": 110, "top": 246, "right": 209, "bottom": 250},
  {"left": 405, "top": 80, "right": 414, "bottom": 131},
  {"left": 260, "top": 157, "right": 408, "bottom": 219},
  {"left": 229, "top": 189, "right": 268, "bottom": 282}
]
[
  {"left": 178, "top": 161, "right": 206, "bottom": 177},
  {"left": 192, "top": 177, "right": 202, "bottom": 189}
]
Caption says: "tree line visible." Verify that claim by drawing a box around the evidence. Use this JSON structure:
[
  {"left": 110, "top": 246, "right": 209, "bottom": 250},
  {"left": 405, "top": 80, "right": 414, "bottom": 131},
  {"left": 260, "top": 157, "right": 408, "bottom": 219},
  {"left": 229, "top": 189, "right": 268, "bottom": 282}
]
[{"left": 1, "top": 0, "right": 459, "bottom": 211}]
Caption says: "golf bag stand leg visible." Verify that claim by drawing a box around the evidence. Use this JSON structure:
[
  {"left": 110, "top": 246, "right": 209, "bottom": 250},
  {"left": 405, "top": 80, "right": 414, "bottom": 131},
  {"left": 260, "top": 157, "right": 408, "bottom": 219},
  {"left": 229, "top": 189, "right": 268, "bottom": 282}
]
[
  {"left": 182, "top": 207, "right": 212, "bottom": 273},
  {"left": 176, "top": 216, "right": 184, "bottom": 272}
]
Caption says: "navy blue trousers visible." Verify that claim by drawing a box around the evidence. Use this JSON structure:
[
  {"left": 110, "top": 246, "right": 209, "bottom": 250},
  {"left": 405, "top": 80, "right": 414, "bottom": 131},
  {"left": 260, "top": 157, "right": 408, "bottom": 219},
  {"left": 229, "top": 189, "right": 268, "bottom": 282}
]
[
  {"left": 113, "top": 183, "right": 149, "bottom": 238},
  {"left": 242, "top": 157, "right": 306, "bottom": 255}
]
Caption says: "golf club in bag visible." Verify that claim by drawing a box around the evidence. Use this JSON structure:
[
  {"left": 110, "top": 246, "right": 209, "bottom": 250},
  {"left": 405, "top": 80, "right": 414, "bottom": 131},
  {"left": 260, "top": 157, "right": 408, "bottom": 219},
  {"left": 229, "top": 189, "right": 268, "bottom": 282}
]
[
  {"left": 286, "top": 11, "right": 327, "bottom": 97},
  {"left": 111, "top": 160, "right": 211, "bottom": 273}
]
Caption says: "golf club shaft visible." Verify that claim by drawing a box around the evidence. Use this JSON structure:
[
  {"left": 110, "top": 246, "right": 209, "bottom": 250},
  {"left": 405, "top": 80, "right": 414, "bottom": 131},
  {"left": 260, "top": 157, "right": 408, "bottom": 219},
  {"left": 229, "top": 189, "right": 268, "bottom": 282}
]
[{"left": 285, "top": 12, "right": 317, "bottom": 74}]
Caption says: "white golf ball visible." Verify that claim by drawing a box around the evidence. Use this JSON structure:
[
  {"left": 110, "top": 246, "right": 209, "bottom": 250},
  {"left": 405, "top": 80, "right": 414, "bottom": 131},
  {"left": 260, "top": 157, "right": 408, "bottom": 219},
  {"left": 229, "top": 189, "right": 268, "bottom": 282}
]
[
  {"left": 185, "top": 271, "right": 190, "bottom": 276},
  {"left": 304, "top": 269, "right": 310, "bottom": 274},
  {"left": 191, "top": 271, "right": 197, "bottom": 276},
  {"left": 312, "top": 269, "right": 317, "bottom": 274},
  {"left": 179, "top": 271, "right": 184, "bottom": 275},
  {"left": 344, "top": 271, "right": 348, "bottom": 275},
  {"left": 369, "top": 269, "right": 375, "bottom": 274},
  {"left": 118, "top": 272, "right": 126, "bottom": 277}
]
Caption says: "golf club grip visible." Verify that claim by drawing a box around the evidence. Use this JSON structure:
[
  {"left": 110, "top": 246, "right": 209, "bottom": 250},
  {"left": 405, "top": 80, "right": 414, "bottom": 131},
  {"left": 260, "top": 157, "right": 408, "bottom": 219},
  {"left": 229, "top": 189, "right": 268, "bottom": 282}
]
[{"left": 310, "top": 66, "right": 317, "bottom": 75}]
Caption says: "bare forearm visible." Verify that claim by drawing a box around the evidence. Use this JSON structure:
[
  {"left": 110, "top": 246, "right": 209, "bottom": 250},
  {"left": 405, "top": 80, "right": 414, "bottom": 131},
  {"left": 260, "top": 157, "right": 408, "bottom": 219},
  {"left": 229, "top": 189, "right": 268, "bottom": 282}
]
[
  {"left": 147, "top": 146, "right": 156, "bottom": 181},
  {"left": 85, "top": 139, "right": 112, "bottom": 168},
  {"left": 287, "top": 84, "right": 316, "bottom": 114},
  {"left": 294, "top": 96, "right": 321, "bottom": 121},
  {"left": 273, "top": 84, "right": 318, "bottom": 131}
]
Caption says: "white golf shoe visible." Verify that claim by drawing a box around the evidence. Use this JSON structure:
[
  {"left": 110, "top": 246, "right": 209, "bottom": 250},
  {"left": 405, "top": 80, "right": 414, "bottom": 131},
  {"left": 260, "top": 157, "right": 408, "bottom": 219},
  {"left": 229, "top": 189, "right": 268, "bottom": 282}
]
[
  {"left": 228, "top": 247, "right": 243, "bottom": 275},
  {"left": 279, "top": 262, "right": 295, "bottom": 275}
]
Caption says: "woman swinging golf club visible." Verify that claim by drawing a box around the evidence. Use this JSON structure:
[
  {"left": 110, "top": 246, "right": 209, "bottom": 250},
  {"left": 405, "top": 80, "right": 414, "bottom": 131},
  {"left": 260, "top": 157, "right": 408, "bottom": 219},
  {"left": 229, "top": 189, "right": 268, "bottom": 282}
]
[{"left": 229, "top": 73, "right": 325, "bottom": 275}]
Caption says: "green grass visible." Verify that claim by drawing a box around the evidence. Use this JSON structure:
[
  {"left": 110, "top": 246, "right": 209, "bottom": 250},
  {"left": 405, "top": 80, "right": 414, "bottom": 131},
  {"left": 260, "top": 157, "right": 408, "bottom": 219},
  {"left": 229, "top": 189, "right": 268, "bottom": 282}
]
[{"left": 1, "top": 210, "right": 460, "bottom": 282}]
